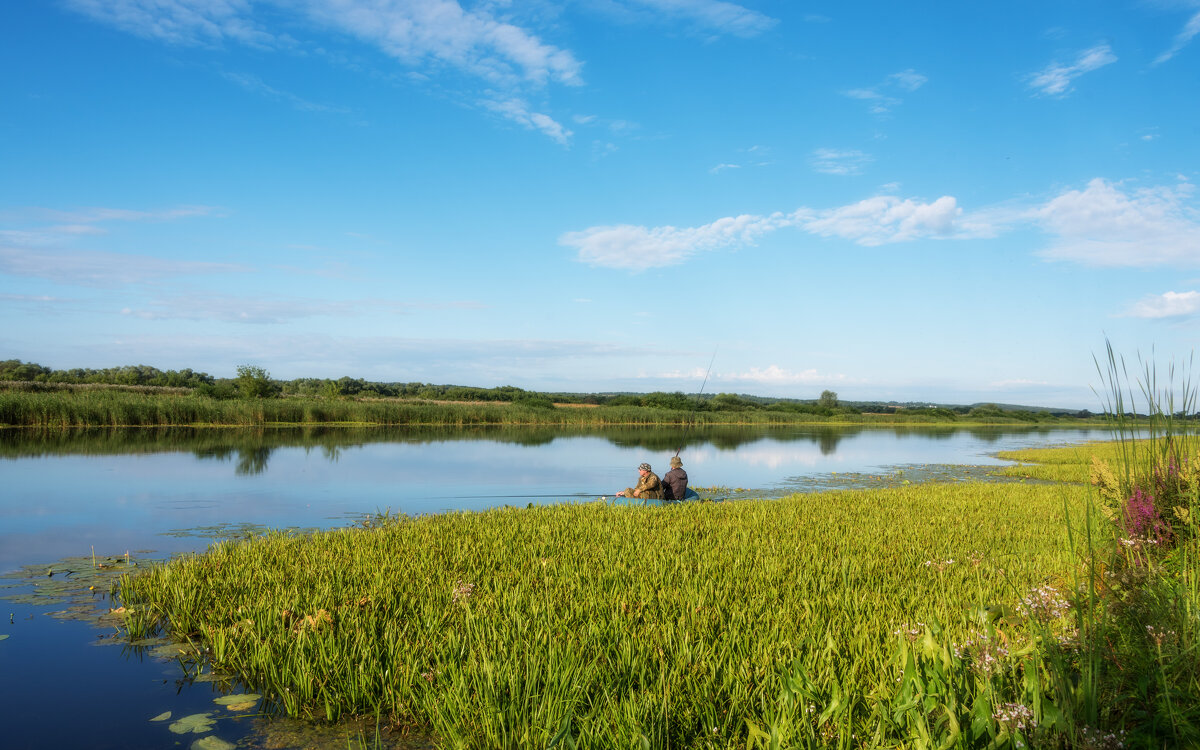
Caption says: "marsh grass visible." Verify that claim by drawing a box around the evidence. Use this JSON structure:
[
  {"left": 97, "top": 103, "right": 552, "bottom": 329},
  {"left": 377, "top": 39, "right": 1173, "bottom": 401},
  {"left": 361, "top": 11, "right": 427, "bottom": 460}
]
[
  {"left": 884, "top": 345, "right": 1200, "bottom": 749},
  {"left": 120, "top": 483, "right": 1088, "bottom": 747},
  {"left": 0, "top": 388, "right": 1103, "bottom": 428}
]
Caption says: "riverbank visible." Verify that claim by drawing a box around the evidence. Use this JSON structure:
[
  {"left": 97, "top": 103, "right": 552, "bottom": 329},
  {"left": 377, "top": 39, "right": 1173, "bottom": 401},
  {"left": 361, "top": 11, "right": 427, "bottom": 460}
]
[{"left": 0, "top": 388, "right": 1105, "bottom": 428}]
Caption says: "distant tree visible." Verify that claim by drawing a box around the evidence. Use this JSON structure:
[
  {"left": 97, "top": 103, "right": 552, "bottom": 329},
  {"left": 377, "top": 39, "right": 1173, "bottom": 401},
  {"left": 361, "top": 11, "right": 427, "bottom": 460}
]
[
  {"left": 818, "top": 390, "right": 839, "bottom": 408},
  {"left": 235, "top": 365, "right": 279, "bottom": 399}
]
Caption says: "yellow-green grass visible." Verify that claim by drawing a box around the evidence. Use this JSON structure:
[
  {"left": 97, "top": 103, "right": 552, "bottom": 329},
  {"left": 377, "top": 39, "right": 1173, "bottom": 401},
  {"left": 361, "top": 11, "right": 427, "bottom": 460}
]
[
  {"left": 992, "top": 438, "right": 1190, "bottom": 484},
  {"left": 992, "top": 442, "right": 1119, "bottom": 483},
  {"left": 120, "top": 482, "right": 1096, "bottom": 748}
]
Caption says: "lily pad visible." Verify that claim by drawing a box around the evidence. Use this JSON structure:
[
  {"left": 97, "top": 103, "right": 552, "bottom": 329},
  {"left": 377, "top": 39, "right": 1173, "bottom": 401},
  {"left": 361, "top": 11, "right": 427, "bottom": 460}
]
[
  {"left": 169, "top": 713, "right": 215, "bottom": 735},
  {"left": 150, "top": 642, "right": 191, "bottom": 660},
  {"left": 192, "top": 737, "right": 235, "bottom": 750},
  {"left": 149, "top": 711, "right": 172, "bottom": 722},
  {"left": 0, "top": 634, "right": 9, "bottom": 641},
  {"left": 214, "top": 693, "right": 260, "bottom": 711},
  {"left": 132, "top": 637, "right": 167, "bottom": 647}
]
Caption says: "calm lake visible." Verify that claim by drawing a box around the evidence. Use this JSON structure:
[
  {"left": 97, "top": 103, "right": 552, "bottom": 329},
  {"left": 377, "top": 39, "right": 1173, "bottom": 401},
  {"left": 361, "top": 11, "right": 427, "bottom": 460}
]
[{"left": 0, "top": 424, "right": 1114, "bottom": 749}]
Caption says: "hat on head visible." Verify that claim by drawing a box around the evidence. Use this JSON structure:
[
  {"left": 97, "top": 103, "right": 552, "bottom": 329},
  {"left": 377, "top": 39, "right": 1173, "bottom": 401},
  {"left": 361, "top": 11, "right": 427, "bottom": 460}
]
[
  {"left": 638, "top": 462, "right": 652, "bottom": 472},
  {"left": 670, "top": 456, "right": 682, "bottom": 468}
]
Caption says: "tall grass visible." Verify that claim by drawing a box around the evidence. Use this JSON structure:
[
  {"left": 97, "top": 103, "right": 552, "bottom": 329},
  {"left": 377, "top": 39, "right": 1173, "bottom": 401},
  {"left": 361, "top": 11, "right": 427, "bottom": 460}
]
[
  {"left": 882, "top": 345, "right": 1200, "bottom": 748},
  {"left": 119, "top": 482, "right": 1089, "bottom": 748},
  {"left": 0, "top": 388, "right": 1105, "bottom": 428}
]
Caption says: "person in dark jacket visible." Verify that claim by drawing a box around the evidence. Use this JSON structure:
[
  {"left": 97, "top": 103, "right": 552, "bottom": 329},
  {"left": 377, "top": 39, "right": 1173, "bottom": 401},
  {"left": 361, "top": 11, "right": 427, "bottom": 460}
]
[
  {"left": 662, "top": 456, "right": 688, "bottom": 501},
  {"left": 616, "top": 462, "right": 662, "bottom": 499}
]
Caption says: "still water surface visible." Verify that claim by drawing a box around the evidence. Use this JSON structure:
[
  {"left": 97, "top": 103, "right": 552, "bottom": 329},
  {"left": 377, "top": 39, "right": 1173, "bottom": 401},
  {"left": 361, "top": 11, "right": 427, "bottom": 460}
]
[{"left": 0, "top": 424, "right": 1114, "bottom": 749}]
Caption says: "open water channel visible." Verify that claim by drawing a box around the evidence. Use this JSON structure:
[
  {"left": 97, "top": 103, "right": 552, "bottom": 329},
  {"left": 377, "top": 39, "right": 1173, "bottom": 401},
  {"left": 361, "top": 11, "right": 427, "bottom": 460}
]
[{"left": 0, "top": 424, "right": 1115, "bottom": 749}]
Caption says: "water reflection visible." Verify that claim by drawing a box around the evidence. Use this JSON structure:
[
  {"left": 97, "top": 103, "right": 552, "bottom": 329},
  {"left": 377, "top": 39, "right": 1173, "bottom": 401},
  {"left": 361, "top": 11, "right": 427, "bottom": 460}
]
[{"left": 0, "top": 423, "right": 1082, "bottom": 475}]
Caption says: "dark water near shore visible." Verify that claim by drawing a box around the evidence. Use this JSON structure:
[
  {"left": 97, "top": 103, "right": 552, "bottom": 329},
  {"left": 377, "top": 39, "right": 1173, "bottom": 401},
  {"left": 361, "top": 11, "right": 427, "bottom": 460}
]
[{"left": 0, "top": 424, "right": 1114, "bottom": 749}]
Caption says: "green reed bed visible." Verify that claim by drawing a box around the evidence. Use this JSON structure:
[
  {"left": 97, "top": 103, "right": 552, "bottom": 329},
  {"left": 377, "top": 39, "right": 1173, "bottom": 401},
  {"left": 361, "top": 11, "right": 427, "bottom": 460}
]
[
  {"left": 992, "top": 443, "right": 1118, "bottom": 483},
  {"left": 0, "top": 390, "right": 789, "bottom": 427},
  {"left": 119, "top": 482, "right": 1091, "bottom": 748},
  {"left": 0, "top": 388, "right": 1104, "bottom": 429}
]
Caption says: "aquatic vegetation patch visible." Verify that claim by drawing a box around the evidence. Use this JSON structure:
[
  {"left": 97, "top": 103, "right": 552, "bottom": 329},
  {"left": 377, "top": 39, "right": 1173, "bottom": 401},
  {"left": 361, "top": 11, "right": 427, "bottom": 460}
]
[{"left": 120, "top": 482, "right": 1093, "bottom": 747}]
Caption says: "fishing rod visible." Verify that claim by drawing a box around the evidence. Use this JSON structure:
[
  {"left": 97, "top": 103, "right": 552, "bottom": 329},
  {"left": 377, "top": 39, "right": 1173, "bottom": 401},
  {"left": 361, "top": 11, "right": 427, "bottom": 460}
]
[
  {"left": 675, "top": 347, "right": 718, "bottom": 458},
  {"left": 436, "top": 492, "right": 613, "bottom": 500}
]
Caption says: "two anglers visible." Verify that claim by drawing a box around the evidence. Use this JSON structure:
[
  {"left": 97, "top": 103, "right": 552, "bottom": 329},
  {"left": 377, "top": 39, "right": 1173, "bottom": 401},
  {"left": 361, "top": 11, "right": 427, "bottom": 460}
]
[{"left": 615, "top": 456, "right": 689, "bottom": 501}]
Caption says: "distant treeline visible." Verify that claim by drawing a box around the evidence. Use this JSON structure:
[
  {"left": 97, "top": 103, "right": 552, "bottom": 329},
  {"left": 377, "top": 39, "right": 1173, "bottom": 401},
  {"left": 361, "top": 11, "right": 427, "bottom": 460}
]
[{"left": 0, "top": 358, "right": 1108, "bottom": 423}]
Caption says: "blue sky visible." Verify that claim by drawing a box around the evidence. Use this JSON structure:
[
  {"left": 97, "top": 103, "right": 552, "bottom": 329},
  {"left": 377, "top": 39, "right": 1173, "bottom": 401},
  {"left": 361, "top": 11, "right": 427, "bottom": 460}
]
[{"left": 2, "top": 1, "right": 1198, "bottom": 408}]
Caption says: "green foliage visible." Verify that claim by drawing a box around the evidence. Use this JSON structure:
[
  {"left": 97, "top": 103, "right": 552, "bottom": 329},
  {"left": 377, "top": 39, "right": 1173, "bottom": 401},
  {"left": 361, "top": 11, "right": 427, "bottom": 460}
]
[
  {"left": 234, "top": 365, "right": 279, "bottom": 399},
  {"left": 890, "top": 343, "right": 1200, "bottom": 749},
  {"left": 512, "top": 392, "right": 556, "bottom": 409},
  {"left": 0, "top": 358, "right": 215, "bottom": 388},
  {"left": 818, "top": 390, "right": 838, "bottom": 409},
  {"left": 120, "top": 482, "right": 1087, "bottom": 746}
]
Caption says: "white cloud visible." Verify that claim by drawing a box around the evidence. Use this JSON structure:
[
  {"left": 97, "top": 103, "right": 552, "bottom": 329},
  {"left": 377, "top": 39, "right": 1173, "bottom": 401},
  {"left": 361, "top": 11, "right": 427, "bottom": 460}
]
[
  {"left": 1027, "top": 43, "right": 1117, "bottom": 97},
  {"left": 1155, "top": 10, "right": 1200, "bottom": 65},
  {"left": 810, "top": 148, "right": 873, "bottom": 176},
  {"left": 564, "top": 177, "right": 1200, "bottom": 271},
  {"left": 1034, "top": 178, "right": 1200, "bottom": 266},
  {"left": 561, "top": 212, "right": 792, "bottom": 270},
  {"left": 118, "top": 293, "right": 481, "bottom": 324},
  {"left": 843, "top": 68, "right": 926, "bottom": 115},
  {"left": 66, "top": 0, "right": 583, "bottom": 88},
  {"left": 709, "top": 163, "right": 741, "bottom": 174},
  {"left": 482, "top": 97, "right": 572, "bottom": 144},
  {"left": 298, "top": 0, "right": 583, "bottom": 87},
  {"left": 564, "top": 190, "right": 1002, "bottom": 269},
  {"left": 989, "top": 378, "right": 1051, "bottom": 388},
  {"left": 5, "top": 205, "right": 218, "bottom": 224},
  {"left": 1125, "top": 291, "right": 1200, "bottom": 319},
  {"left": 222, "top": 72, "right": 346, "bottom": 112},
  {"left": 65, "top": 0, "right": 275, "bottom": 47},
  {"left": 719, "top": 365, "right": 845, "bottom": 385},
  {"left": 0, "top": 246, "right": 250, "bottom": 287},
  {"left": 800, "top": 195, "right": 974, "bottom": 245},
  {"left": 616, "top": 0, "right": 777, "bottom": 37},
  {"left": 887, "top": 69, "right": 927, "bottom": 92}
]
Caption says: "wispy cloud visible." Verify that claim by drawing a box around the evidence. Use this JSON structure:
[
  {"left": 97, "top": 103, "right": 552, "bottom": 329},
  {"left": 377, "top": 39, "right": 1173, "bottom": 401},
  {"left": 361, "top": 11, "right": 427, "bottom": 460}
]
[
  {"left": 718, "top": 365, "right": 847, "bottom": 385},
  {"left": 843, "top": 68, "right": 927, "bottom": 115},
  {"left": 563, "top": 191, "right": 998, "bottom": 269},
  {"left": 709, "top": 163, "right": 741, "bottom": 174},
  {"left": 1154, "top": 10, "right": 1200, "bottom": 65},
  {"left": 1027, "top": 43, "right": 1117, "bottom": 96},
  {"left": 607, "top": 0, "right": 777, "bottom": 37},
  {"left": 3, "top": 205, "right": 218, "bottom": 225},
  {"left": 297, "top": 0, "right": 583, "bottom": 88},
  {"left": 481, "top": 97, "right": 572, "bottom": 144},
  {"left": 564, "top": 174, "right": 1200, "bottom": 272},
  {"left": 561, "top": 212, "right": 792, "bottom": 270},
  {"left": 1034, "top": 178, "right": 1200, "bottom": 266},
  {"left": 0, "top": 246, "right": 250, "bottom": 287},
  {"left": 810, "top": 148, "right": 873, "bottom": 176},
  {"left": 222, "top": 72, "right": 347, "bottom": 112},
  {"left": 799, "top": 195, "right": 987, "bottom": 245},
  {"left": 118, "top": 293, "right": 484, "bottom": 324},
  {"left": 64, "top": 0, "right": 276, "bottom": 48},
  {"left": 1124, "top": 291, "right": 1200, "bottom": 319},
  {"left": 988, "top": 378, "right": 1051, "bottom": 389},
  {"left": 0, "top": 205, "right": 221, "bottom": 256},
  {"left": 66, "top": 0, "right": 583, "bottom": 89}
]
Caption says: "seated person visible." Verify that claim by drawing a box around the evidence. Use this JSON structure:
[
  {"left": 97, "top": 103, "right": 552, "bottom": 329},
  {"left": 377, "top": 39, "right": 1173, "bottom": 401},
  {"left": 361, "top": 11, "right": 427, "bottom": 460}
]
[
  {"left": 662, "top": 456, "right": 688, "bottom": 501},
  {"left": 616, "top": 462, "right": 662, "bottom": 499}
]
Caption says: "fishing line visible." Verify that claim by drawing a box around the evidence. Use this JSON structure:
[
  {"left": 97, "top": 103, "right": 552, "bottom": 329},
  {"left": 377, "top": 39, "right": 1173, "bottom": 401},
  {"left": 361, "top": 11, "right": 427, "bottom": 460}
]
[{"left": 675, "top": 347, "right": 718, "bottom": 458}]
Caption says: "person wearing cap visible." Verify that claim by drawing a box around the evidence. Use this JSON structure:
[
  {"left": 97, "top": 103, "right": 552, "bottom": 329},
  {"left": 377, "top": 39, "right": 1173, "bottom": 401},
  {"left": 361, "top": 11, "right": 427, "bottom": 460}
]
[
  {"left": 662, "top": 456, "right": 688, "bottom": 501},
  {"left": 616, "top": 462, "right": 662, "bottom": 499}
]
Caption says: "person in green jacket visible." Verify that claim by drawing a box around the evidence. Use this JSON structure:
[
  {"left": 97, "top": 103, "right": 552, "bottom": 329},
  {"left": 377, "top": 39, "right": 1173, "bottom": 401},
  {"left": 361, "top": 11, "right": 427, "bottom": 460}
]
[{"left": 616, "top": 462, "right": 663, "bottom": 500}]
